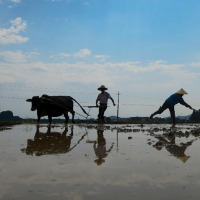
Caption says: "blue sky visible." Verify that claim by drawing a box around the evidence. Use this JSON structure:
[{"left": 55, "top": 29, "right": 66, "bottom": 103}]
[{"left": 0, "top": 0, "right": 200, "bottom": 119}]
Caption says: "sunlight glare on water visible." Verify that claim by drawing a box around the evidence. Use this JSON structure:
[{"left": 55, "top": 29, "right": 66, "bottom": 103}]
[{"left": 0, "top": 123, "right": 200, "bottom": 200}]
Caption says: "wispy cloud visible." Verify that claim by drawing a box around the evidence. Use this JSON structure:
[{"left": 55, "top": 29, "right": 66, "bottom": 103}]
[
  {"left": 0, "top": 50, "right": 27, "bottom": 63},
  {"left": 60, "top": 53, "right": 71, "bottom": 57},
  {"left": 0, "top": 50, "right": 41, "bottom": 63},
  {"left": 30, "top": 52, "right": 41, "bottom": 55},
  {"left": 84, "top": 2, "right": 89, "bottom": 5},
  {"left": 0, "top": 52, "right": 199, "bottom": 90},
  {"left": 74, "top": 49, "right": 91, "bottom": 58},
  {"left": 94, "top": 55, "right": 110, "bottom": 62},
  {"left": 50, "top": 53, "right": 71, "bottom": 59},
  {"left": 0, "top": 17, "right": 29, "bottom": 44},
  {"left": 11, "top": 0, "right": 21, "bottom": 3},
  {"left": 0, "top": 51, "right": 199, "bottom": 101},
  {"left": 188, "top": 62, "right": 200, "bottom": 67}
]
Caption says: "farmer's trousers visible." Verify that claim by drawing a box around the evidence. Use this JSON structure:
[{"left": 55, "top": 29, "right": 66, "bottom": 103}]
[
  {"left": 98, "top": 103, "right": 107, "bottom": 120},
  {"left": 152, "top": 102, "right": 176, "bottom": 124}
]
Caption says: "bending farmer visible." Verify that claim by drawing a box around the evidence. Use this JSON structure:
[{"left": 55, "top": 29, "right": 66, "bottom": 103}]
[
  {"left": 96, "top": 85, "right": 115, "bottom": 122},
  {"left": 150, "top": 88, "right": 193, "bottom": 125}
]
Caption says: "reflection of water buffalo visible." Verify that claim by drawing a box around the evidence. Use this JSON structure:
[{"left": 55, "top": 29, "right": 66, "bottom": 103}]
[
  {"left": 21, "top": 126, "right": 78, "bottom": 156},
  {"left": 26, "top": 95, "right": 88, "bottom": 124}
]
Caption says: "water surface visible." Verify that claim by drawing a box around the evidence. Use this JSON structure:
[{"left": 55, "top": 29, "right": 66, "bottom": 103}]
[{"left": 0, "top": 123, "right": 200, "bottom": 200}]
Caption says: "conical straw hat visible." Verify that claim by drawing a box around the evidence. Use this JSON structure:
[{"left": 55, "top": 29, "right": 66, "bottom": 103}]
[
  {"left": 176, "top": 88, "right": 188, "bottom": 95},
  {"left": 178, "top": 156, "right": 190, "bottom": 163}
]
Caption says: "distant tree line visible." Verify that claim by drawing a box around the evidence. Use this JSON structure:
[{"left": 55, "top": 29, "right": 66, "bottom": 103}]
[
  {"left": 1, "top": 110, "right": 200, "bottom": 123},
  {"left": 0, "top": 111, "right": 22, "bottom": 122}
]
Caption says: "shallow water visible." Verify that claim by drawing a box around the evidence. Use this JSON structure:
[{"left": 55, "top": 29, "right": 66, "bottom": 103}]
[{"left": 0, "top": 123, "right": 200, "bottom": 200}]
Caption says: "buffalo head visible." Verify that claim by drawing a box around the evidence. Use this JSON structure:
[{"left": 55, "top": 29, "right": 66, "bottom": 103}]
[{"left": 26, "top": 96, "right": 40, "bottom": 111}]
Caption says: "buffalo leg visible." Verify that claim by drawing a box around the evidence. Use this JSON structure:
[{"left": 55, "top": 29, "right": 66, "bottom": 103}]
[
  {"left": 64, "top": 113, "right": 69, "bottom": 124},
  {"left": 70, "top": 110, "right": 75, "bottom": 123},
  {"left": 37, "top": 115, "right": 41, "bottom": 124},
  {"left": 48, "top": 115, "right": 52, "bottom": 125},
  {"left": 70, "top": 125, "right": 74, "bottom": 136}
]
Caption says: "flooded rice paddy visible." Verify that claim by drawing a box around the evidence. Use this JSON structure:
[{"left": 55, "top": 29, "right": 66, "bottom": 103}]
[{"left": 0, "top": 123, "right": 200, "bottom": 200}]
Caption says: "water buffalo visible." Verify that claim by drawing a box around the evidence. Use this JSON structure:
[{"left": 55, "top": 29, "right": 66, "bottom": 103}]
[{"left": 26, "top": 94, "right": 88, "bottom": 124}]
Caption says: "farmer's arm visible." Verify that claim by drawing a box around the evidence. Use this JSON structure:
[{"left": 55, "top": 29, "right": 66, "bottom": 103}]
[
  {"left": 108, "top": 93, "right": 115, "bottom": 106},
  {"left": 180, "top": 98, "right": 193, "bottom": 109},
  {"left": 110, "top": 97, "right": 116, "bottom": 106},
  {"left": 96, "top": 99, "right": 98, "bottom": 106},
  {"left": 106, "top": 143, "right": 114, "bottom": 152},
  {"left": 94, "top": 141, "right": 97, "bottom": 148},
  {"left": 96, "top": 95, "right": 100, "bottom": 107}
]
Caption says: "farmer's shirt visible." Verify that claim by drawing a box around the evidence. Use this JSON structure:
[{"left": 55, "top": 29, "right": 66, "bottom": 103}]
[
  {"left": 96, "top": 92, "right": 111, "bottom": 104},
  {"left": 165, "top": 93, "right": 190, "bottom": 107},
  {"left": 94, "top": 145, "right": 108, "bottom": 158}
]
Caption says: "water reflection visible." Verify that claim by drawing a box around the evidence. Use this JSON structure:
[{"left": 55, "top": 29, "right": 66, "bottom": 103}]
[
  {"left": 151, "top": 128, "right": 199, "bottom": 163},
  {"left": 3, "top": 124, "right": 200, "bottom": 200},
  {"left": 21, "top": 125, "right": 86, "bottom": 156},
  {"left": 93, "top": 127, "right": 114, "bottom": 165}
]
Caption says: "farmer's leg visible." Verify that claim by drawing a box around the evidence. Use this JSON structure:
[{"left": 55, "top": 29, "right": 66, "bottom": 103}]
[
  {"left": 98, "top": 106, "right": 103, "bottom": 119},
  {"left": 100, "top": 104, "right": 107, "bottom": 120},
  {"left": 169, "top": 106, "right": 176, "bottom": 125},
  {"left": 150, "top": 103, "right": 168, "bottom": 119}
]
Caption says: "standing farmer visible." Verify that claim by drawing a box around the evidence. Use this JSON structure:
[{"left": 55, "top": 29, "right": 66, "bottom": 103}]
[
  {"left": 150, "top": 89, "right": 193, "bottom": 125},
  {"left": 96, "top": 85, "right": 116, "bottom": 122}
]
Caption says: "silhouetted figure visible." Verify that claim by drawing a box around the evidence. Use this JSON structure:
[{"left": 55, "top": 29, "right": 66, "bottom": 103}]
[
  {"left": 96, "top": 85, "right": 115, "bottom": 122},
  {"left": 150, "top": 89, "right": 193, "bottom": 125},
  {"left": 93, "top": 127, "right": 114, "bottom": 165}
]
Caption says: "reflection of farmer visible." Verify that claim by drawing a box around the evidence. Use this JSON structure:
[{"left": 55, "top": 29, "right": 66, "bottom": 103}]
[
  {"left": 153, "top": 135, "right": 194, "bottom": 163},
  {"left": 150, "top": 89, "right": 193, "bottom": 125},
  {"left": 96, "top": 85, "right": 115, "bottom": 122},
  {"left": 93, "top": 128, "right": 114, "bottom": 165}
]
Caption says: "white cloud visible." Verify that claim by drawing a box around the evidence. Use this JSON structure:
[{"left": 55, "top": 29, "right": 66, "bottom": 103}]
[
  {"left": 11, "top": 0, "right": 21, "bottom": 3},
  {"left": 94, "top": 55, "right": 110, "bottom": 62},
  {"left": 0, "top": 17, "right": 29, "bottom": 44},
  {"left": 0, "top": 57, "right": 198, "bottom": 87},
  {"left": 30, "top": 52, "right": 41, "bottom": 55},
  {"left": 60, "top": 53, "right": 71, "bottom": 57},
  {"left": 50, "top": 53, "right": 71, "bottom": 59},
  {"left": 0, "top": 52, "right": 199, "bottom": 96},
  {"left": 188, "top": 62, "right": 200, "bottom": 67},
  {"left": 84, "top": 2, "right": 89, "bottom": 5},
  {"left": 74, "top": 49, "right": 91, "bottom": 58},
  {"left": 0, "top": 50, "right": 41, "bottom": 63},
  {"left": 0, "top": 50, "right": 27, "bottom": 63}
]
